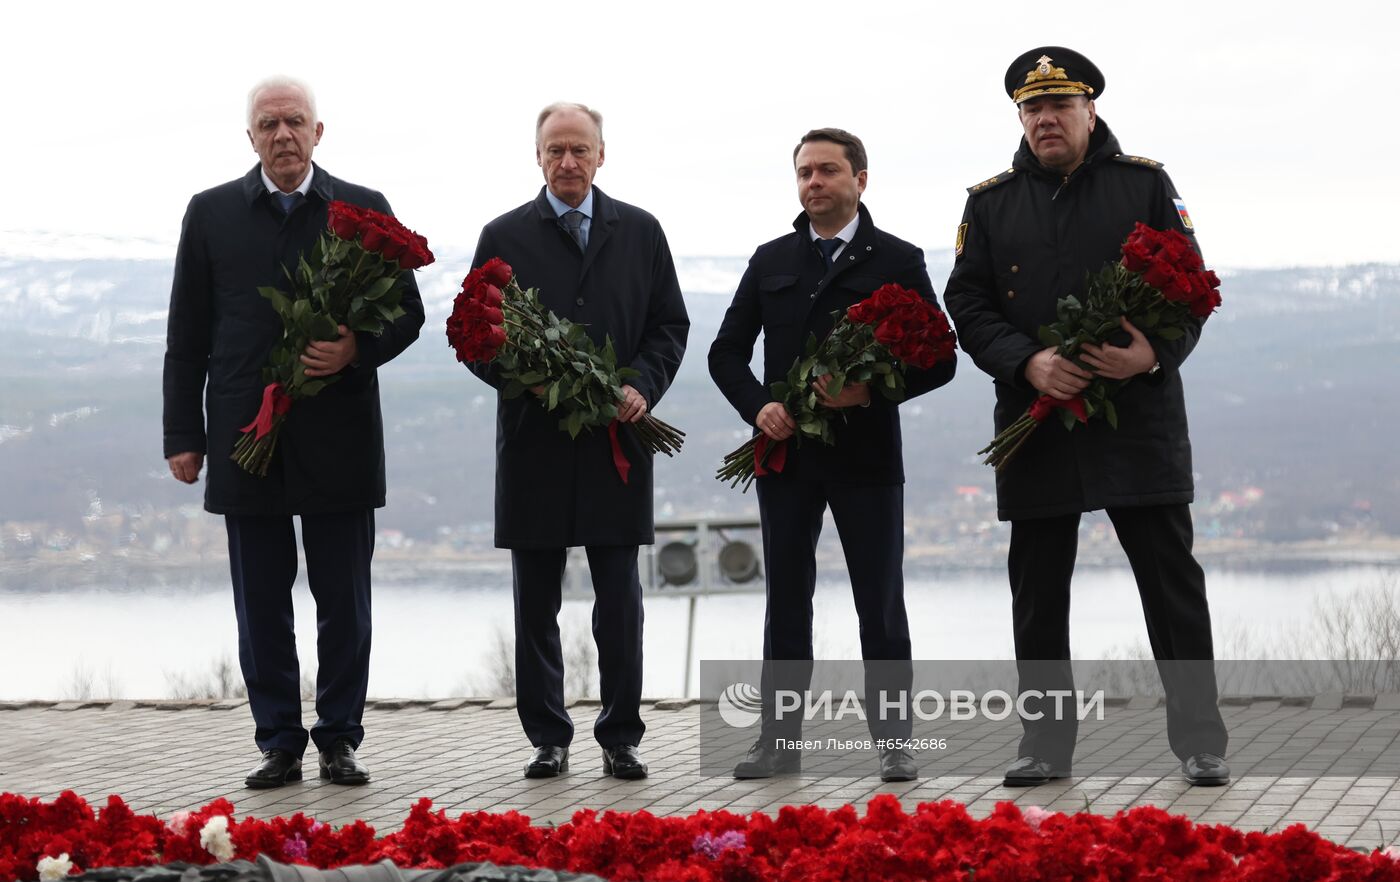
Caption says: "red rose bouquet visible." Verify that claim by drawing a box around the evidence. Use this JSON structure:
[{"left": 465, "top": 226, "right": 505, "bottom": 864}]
[
  {"left": 231, "top": 201, "right": 433, "bottom": 476},
  {"left": 716, "top": 283, "right": 957, "bottom": 492},
  {"left": 978, "top": 222, "right": 1222, "bottom": 471},
  {"left": 446, "top": 258, "right": 685, "bottom": 483}
]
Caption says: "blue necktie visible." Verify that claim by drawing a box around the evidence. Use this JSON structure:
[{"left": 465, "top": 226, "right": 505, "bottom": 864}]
[
  {"left": 816, "top": 237, "right": 843, "bottom": 268},
  {"left": 561, "top": 209, "right": 587, "bottom": 251},
  {"left": 274, "top": 191, "right": 303, "bottom": 215}
]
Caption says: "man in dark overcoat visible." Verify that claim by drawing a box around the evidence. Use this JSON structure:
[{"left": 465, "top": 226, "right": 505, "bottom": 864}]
[
  {"left": 468, "top": 102, "right": 689, "bottom": 780},
  {"left": 709, "top": 128, "right": 957, "bottom": 782},
  {"left": 163, "top": 76, "right": 423, "bottom": 788},
  {"left": 943, "top": 47, "right": 1229, "bottom": 787}
]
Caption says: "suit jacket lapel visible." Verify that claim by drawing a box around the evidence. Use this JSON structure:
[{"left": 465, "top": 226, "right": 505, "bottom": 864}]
[{"left": 578, "top": 187, "right": 617, "bottom": 281}]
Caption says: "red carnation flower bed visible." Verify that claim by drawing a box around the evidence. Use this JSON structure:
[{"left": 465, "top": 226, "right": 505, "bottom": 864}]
[{"left": 3, "top": 790, "right": 1397, "bottom": 881}]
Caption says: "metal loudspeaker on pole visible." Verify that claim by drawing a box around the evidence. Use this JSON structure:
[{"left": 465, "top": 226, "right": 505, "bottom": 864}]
[{"left": 647, "top": 518, "right": 763, "bottom": 697}]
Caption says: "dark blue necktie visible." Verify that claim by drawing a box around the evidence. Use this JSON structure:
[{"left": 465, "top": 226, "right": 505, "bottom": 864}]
[
  {"left": 274, "top": 191, "right": 303, "bottom": 215},
  {"left": 561, "top": 209, "right": 587, "bottom": 251},
  {"left": 816, "top": 237, "right": 843, "bottom": 268}
]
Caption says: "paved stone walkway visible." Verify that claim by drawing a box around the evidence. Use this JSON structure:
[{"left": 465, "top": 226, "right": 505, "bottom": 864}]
[{"left": 4, "top": 699, "right": 1400, "bottom": 852}]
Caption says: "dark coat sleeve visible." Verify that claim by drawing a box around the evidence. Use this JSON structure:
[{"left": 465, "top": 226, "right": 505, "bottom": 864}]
[
  {"left": 943, "top": 196, "right": 1043, "bottom": 389},
  {"left": 351, "top": 192, "right": 425, "bottom": 370},
  {"left": 1144, "top": 171, "right": 1205, "bottom": 377},
  {"left": 624, "top": 226, "right": 688, "bottom": 407},
  {"left": 162, "top": 195, "right": 212, "bottom": 458},
  {"left": 707, "top": 256, "right": 770, "bottom": 427}
]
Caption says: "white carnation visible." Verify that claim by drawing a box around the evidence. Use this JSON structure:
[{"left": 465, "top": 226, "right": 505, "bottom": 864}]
[
  {"left": 37, "top": 853, "right": 74, "bottom": 881},
  {"left": 199, "top": 815, "right": 236, "bottom": 862}
]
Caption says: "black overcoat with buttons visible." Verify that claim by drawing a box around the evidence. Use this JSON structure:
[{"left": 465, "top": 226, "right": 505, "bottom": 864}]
[
  {"left": 162, "top": 164, "right": 424, "bottom": 516},
  {"left": 944, "top": 121, "right": 1205, "bottom": 520},
  {"left": 708, "top": 203, "right": 957, "bottom": 484},
  {"left": 469, "top": 186, "right": 690, "bottom": 549}
]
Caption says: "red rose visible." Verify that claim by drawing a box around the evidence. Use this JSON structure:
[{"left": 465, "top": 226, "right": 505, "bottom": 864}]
[
  {"left": 850, "top": 283, "right": 924, "bottom": 327},
  {"left": 392, "top": 228, "right": 433, "bottom": 269},
  {"left": 1121, "top": 237, "right": 1156, "bottom": 272},
  {"left": 1162, "top": 275, "right": 1193, "bottom": 302},
  {"left": 1189, "top": 287, "right": 1221, "bottom": 317},
  {"left": 873, "top": 284, "right": 917, "bottom": 311},
  {"left": 446, "top": 290, "right": 508, "bottom": 363},
  {"left": 846, "top": 301, "right": 878, "bottom": 325},
  {"left": 874, "top": 318, "right": 907, "bottom": 346},
  {"left": 378, "top": 229, "right": 410, "bottom": 261},
  {"left": 480, "top": 257, "right": 513, "bottom": 288},
  {"left": 1142, "top": 259, "right": 1182, "bottom": 297},
  {"left": 358, "top": 206, "right": 395, "bottom": 231},
  {"left": 479, "top": 284, "right": 504, "bottom": 308},
  {"left": 360, "top": 222, "right": 389, "bottom": 254},
  {"left": 1158, "top": 230, "right": 1203, "bottom": 272},
  {"left": 327, "top": 201, "right": 364, "bottom": 240},
  {"left": 353, "top": 208, "right": 434, "bottom": 269}
]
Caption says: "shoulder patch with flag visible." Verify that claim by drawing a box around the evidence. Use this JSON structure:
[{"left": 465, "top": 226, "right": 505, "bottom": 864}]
[{"left": 1173, "top": 198, "right": 1195, "bottom": 231}]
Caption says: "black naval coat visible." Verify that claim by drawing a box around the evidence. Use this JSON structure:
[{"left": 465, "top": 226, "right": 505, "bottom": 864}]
[
  {"left": 162, "top": 165, "right": 424, "bottom": 516},
  {"left": 944, "top": 121, "right": 1205, "bottom": 520},
  {"left": 709, "top": 203, "right": 957, "bottom": 485},
  {"left": 469, "top": 186, "right": 689, "bottom": 549}
]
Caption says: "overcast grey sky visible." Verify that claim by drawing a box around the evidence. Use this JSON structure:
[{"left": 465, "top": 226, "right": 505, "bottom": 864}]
[{"left": 3, "top": 0, "right": 1395, "bottom": 269}]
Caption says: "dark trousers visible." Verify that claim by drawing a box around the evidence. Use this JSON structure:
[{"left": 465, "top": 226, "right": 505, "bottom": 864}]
[
  {"left": 225, "top": 510, "right": 375, "bottom": 756},
  {"left": 1009, "top": 504, "right": 1228, "bottom": 765},
  {"left": 511, "top": 545, "right": 645, "bottom": 749},
  {"left": 755, "top": 478, "right": 912, "bottom": 740}
]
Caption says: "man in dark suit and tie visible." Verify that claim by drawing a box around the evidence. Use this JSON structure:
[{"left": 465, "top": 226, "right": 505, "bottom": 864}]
[
  {"left": 709, "top": 128, "right": 957, "bottom": 781},
  {"left": 467, "top": 102, "right": 689, "bottom": 780},
  {"left": 163, "top": 76, "right": 423, "bottom": 788}
]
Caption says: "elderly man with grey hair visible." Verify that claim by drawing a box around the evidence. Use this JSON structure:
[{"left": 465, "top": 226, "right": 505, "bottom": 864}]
[
  {"left": 465, "top": 101, "right": 689, "bottom": 780},
  {"left": 163, "top": 76, "right": 424, "bottom": 789}
]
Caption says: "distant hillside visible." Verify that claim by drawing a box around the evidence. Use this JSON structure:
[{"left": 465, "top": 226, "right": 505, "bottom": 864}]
[{"left": 1, "top": 249, "right": 1397, "bottom": 550}]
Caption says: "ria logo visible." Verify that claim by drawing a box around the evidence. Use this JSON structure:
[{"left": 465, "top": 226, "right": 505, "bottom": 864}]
[{"left": 717, "top": 682, "right": 762, "bottom": 728}]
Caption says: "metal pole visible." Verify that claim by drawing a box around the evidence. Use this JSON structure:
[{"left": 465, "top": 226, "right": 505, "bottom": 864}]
[{"left": 683, "top": 594, "right": 697, "bottom": 698}]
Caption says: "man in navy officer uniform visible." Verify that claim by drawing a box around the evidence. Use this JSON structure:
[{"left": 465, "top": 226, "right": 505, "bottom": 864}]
[
  {"left": 710, "top": 128, "right": 957, "bottom": 782},
  {"left": 944, "top": 48, "right": 1229, "bottom": 787}
]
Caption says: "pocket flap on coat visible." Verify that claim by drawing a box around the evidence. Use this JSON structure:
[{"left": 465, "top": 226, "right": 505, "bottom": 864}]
[
  {"left": 841, "top": 273, "right": 886, "bottom": 295},
  {"left": 758, "top": 273, "right": 799, "bottom": 292}
]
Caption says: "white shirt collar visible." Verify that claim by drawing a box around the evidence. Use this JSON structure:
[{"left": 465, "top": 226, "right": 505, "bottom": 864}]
[
  {"left": 261, "top": 162, "right": 316, "bottom": 196},
  {"left": 545, "top": 187, "right": 593, "bottom": 219},
  {"left": 809, "top": 210, "right": 860, "bottom": 245}
]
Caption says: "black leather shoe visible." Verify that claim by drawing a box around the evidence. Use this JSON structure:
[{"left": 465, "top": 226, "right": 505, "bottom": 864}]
[
  {"left": 1182, "top": 752, "right": 1230, "bottom": 786},
  {"left": 1002, "top": 756, "right": 1070, "bottom": 787},
  {"left": 318, "top": 738, "right": 370, "bottom": 785},
  {"left": 524, "top": 745, "right": 569, "bottom": 779},
  {"left": 244, "top": 748, "right": 302, "bottom": 789},
  {"left": 878, "top": 748, "right": 918, "bottom": 782},
  {"left": 733, "top": 740, "right": 801, "bottom": 778},
  {"left": 601, "top": 744, "right": 649, "bottom": 780}
]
